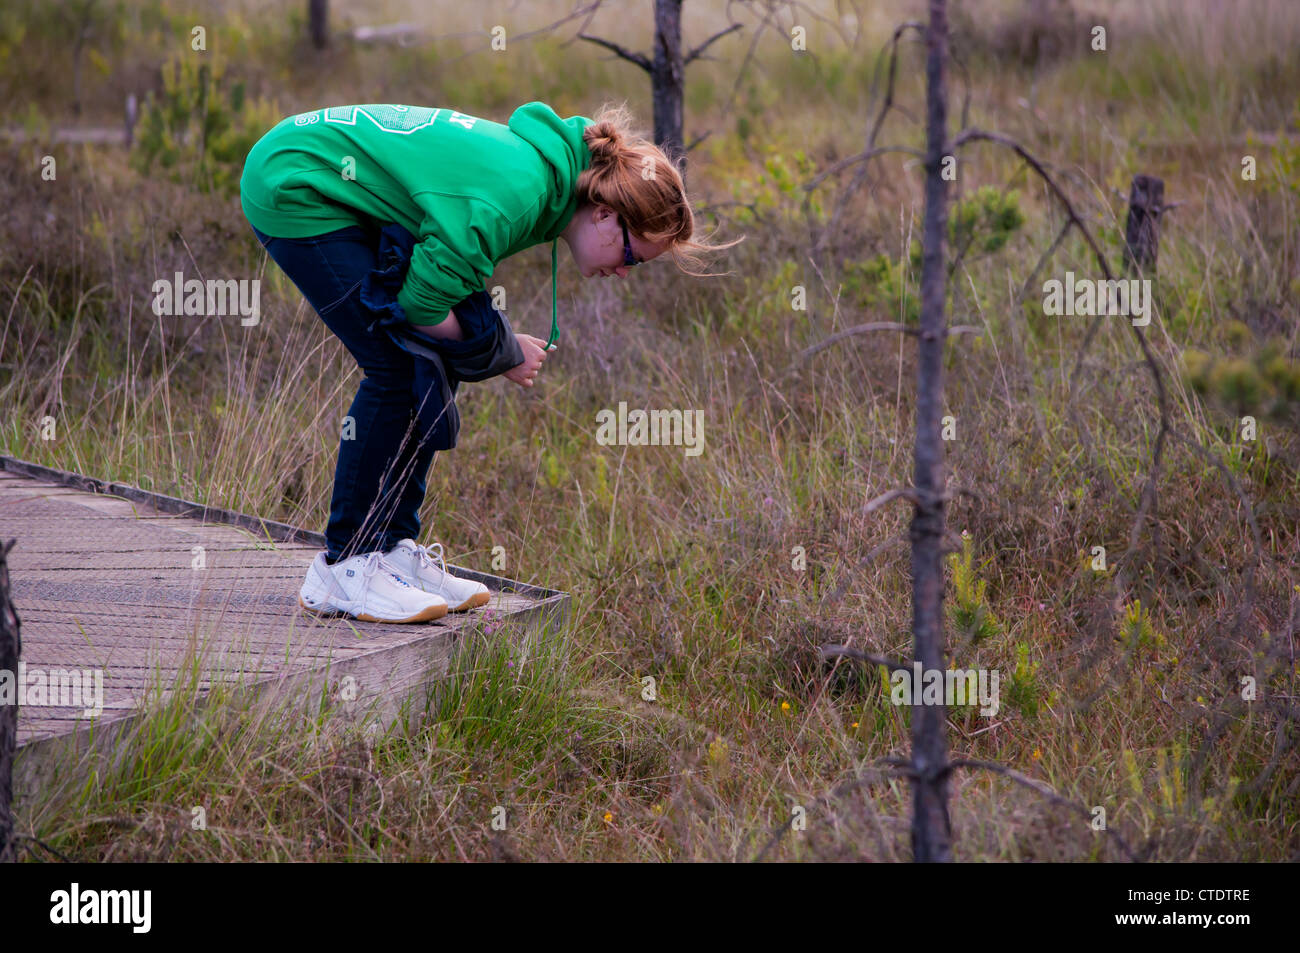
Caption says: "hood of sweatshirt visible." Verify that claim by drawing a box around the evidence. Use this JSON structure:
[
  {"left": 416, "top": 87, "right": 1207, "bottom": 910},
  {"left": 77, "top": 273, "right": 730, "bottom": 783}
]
[{"left": 507, "top": 102, "right": 595, "bottom": 348}]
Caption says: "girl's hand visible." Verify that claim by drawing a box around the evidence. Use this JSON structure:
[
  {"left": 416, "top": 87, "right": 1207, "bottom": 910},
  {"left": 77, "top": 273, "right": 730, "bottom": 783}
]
[{"left": 504, "top": 333, "right": 556, "bottom": 388}]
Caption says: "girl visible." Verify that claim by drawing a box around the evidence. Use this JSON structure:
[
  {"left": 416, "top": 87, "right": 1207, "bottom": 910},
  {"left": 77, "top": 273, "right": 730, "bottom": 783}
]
[{"left": 240, "top": 100, "right": 736, "bottom": 623}]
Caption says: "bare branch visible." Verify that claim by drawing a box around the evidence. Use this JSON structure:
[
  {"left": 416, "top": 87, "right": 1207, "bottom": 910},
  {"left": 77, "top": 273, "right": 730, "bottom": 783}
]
[
  {"left": 952, "top": 129, "right": 1113, "bottom": 278},
  {"left": 863, "top": 485, "right": 974, "bottom": 516},
  {"left": 789, "top": 320, "right": 980, "bottom": 370},
  {"left": 802, "top": 321, "right": 916, "bottom": 351},
  {"left": 816, "top": 20, "right": 926, "bottom": 258},
  {"left": 684, "top": 22, "right": 743, "bottom": 64},
  {"left": 516, "top": 1, "right": 603, "bottom": 45},
  {"left": 953, "top": 128, "right": 1172, "bottom": 588},
  {"left": 818, "top": 644, "right": 910, "bottom": 672},
  {"left": 864, "top": 488, "right": 922, "bottom": 513},
  {"left": 684, "top": 130, "right": 712, "bottom": 153},
  {"left": 719, "top": 1, "right": 786, "bottom": 120},
  {"left": 577, "top": 33, "right": 652, "bottom": 72},
  {"left": 555, "top": 1, "right": 606, "bottom": 47},
  {"left": 803, "top": 145, "right": 925, "bottom": 192},
  {"left": 947, "top": 759, "right": 1143, "bottom": 862},
  {"left": 867, "top": 22, "right": 926, "bottom": 152}
]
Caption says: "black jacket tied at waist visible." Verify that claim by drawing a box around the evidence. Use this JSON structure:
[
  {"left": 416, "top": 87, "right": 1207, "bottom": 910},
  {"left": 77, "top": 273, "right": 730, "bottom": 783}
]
[{"left": 359, "top": 222, "right": 526, "bottom": 451}]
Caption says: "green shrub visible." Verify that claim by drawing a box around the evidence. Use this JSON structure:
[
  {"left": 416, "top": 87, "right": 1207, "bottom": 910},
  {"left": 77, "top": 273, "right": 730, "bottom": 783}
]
[
  {"left": 949, "top": 185, "right": 1025, "bottom": 256},
  {"left": 948, "top": 534, "right": 1001, "bottom": 645},
  {"left": 1119, "top": 599, "right": 1165, "bottom": 655},
  {"left": 844, "top": 250, "right": 920, "bottom": 324},
  {"left": 131, "top": 53, "right": 280, "bottom": 198},
  {"left": 1006, "top": 642, "right": 1043, "bottom": 719}
]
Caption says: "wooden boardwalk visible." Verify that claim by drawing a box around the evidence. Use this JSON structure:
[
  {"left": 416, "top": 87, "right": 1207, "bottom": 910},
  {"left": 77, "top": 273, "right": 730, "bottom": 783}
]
[{"left": 0, "top": 456, "right": 567, "bottom": 792}]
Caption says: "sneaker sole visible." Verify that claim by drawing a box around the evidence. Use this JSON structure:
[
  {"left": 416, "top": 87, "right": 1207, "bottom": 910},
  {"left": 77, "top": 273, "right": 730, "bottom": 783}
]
[
  {"left": 298, "top": 594, "right": 448, "bottom": 623},
  {"left": 448, "top": 590, "right": 492, "bottom": 612}
]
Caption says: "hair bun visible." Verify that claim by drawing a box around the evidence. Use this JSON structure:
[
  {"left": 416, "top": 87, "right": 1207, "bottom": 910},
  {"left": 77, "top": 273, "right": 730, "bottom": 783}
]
[{"left": 587, "top": 121, "right": 623, "bottom": 162}]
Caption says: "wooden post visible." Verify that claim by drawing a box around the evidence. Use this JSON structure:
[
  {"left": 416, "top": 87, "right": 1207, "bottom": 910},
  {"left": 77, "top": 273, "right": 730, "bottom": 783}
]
[
  {"left": 1124, "top": 174, "right": 1164, "bottom": 275},
  {"left": 309, "top": 0, "right": 329, "bottom": 49},
  {"left": 0, "top": 539, "right": 20, "bottom": 864}
]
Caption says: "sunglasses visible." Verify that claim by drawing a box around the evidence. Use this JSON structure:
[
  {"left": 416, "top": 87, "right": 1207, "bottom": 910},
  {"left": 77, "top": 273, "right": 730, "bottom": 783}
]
[{"left": 619, "top": 217, "right": 641, "bottom": 267}]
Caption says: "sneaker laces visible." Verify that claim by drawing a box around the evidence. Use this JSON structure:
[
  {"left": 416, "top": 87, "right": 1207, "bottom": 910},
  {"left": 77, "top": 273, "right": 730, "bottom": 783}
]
[
  {"left": 352, "top": 550, "right": 415, "bottom": 605},
  {"left": 410, "top": 541, "right": 449, "bottom": 583}
]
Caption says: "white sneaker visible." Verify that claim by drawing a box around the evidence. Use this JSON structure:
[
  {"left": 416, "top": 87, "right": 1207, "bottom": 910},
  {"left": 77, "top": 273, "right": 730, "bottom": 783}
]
[
  {"left": 298, "top": 551, "right": 448, "bottom": 623},
  {"left": 383, "top": 539, "right": 491, "bottom": 612}
]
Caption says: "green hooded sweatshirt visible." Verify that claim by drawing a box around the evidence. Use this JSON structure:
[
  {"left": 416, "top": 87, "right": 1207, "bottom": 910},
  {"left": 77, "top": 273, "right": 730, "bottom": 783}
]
[{"left": 239, "top": 102, "right": 594, "bottom": 343}]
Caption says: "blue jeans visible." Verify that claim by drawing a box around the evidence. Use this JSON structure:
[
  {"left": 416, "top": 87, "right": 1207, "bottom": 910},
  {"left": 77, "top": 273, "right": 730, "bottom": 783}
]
[{"left": 250, "top": 222, "right": 443, "bottom": 563}]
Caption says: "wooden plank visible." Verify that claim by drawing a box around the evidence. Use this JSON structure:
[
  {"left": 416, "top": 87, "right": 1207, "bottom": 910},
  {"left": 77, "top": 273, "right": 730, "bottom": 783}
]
[
  {"left": 7, "top": 551, "right": 312, "bottom": 570},
  {"left": 0, "top": 453, "right": 569, "bottom": 802},
  {"left": 0, "top": 456, "right": 330, "bottom": 546}
]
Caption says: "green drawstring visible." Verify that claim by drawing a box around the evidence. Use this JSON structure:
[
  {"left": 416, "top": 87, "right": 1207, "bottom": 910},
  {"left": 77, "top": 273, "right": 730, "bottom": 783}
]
[{"left": 546, "top": 238, "right": 560, "bottom": 349}]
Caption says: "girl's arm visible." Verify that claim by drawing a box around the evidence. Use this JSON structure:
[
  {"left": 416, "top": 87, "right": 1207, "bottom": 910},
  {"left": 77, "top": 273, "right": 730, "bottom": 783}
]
[{"left": 408, "top": 309, "right": 465, "bottom": 342}]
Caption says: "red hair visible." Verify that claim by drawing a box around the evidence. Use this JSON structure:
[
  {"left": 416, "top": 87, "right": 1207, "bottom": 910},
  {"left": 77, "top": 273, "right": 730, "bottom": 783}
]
[{"left": 576, "top": 101, "right": 743, "bottom": 277}]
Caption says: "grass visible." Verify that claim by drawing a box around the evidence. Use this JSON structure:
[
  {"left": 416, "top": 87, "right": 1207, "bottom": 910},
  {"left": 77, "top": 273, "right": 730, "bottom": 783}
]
[{"left": 2, "top": 0, "right": 1299, "bottom": 861}]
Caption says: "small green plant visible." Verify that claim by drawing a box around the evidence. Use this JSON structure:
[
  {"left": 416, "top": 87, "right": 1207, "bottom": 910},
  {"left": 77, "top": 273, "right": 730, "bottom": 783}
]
[
  {"left": 948, "top": 185, "right": 1026, "bottom": 256},
  {"left": 1006, "top": 641, "right": 1043, "bottom": 719},
  {"left": 845, "top": 188, "right": 1022, "bottom": 323},
  {"left": 1256, "top": 96, "right": 1300, "bottom": 199},
  {"left": 728, "top": 145, "right": 824, "bottom": 223},
  {"left": 844, "top": 251, "right": 920, "bottom": 323},
  {"left": 947, "top": 534, "right": 1001, "bottom": 644},
  {"left": 1119, "top": 599, "right": 1166, "bottom": 655},
  {"left": 1180, "top": 343, "right": 1300, "bottom": 419},
  {"left": 131, "top": 53, "right": 279, "bottom": 198}
]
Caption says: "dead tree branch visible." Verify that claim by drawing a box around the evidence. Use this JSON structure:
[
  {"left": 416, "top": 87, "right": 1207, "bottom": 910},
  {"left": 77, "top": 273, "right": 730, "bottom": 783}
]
[
  {"left": 879, "top": 755, "right": 1145, "bottom": 861},
  {"left": 952, "top": 128, "right": 1172, "bottom": 598},
  {"left": 814, "top": 21, "right": 925, "bottom": 262},
  {"left": 577, "top": 33, "right": 652, "bottom": 71},
  {"left": 684, "top": 22, "right": 743, "bottom": 64},
  {"left": 818, "top": 644, "right": 910, "bottom": 672},
  {"left": 520, "top": 1, "right": 604, "bottom": 45},
  {"left": 785, "top": 321, "right": 980, "bottom": 375}
]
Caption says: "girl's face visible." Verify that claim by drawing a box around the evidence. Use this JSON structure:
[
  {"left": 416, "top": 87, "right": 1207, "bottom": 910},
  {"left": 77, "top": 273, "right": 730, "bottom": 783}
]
[{"left": 564, "top": 203, "right": 671, "bottom": 279}]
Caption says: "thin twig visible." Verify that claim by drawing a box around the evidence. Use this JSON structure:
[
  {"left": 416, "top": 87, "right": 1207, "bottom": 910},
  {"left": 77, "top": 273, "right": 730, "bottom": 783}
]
[
  {"left": 17, "top": 833, "right": 75, "bottom": 863},
  {"left": 803, "top": 145, "right": 926, "bottom": 192},
  {"left": 576, "top": 33, "right": 652, "bottom": 71},
  {"left": 789, "top": 321, "right": 981, "bottom": 369},
  {"left": 819, "top": 644, "right": 910, "bottom": 672},
  {"left": 818, "top": 21, "right": 926, "bottom": 255},
  {"left": 684, "top": 22, "right": 743, "bottom": 64},
  {"left": 864, "top": 487, "right": 923, "bottom": 513},
  {"left": 881, "top": 755, "right": 1144, "bottom": 861},
  {"left": 952, "top": 127, "right": 1172, "bottom": 599}
]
